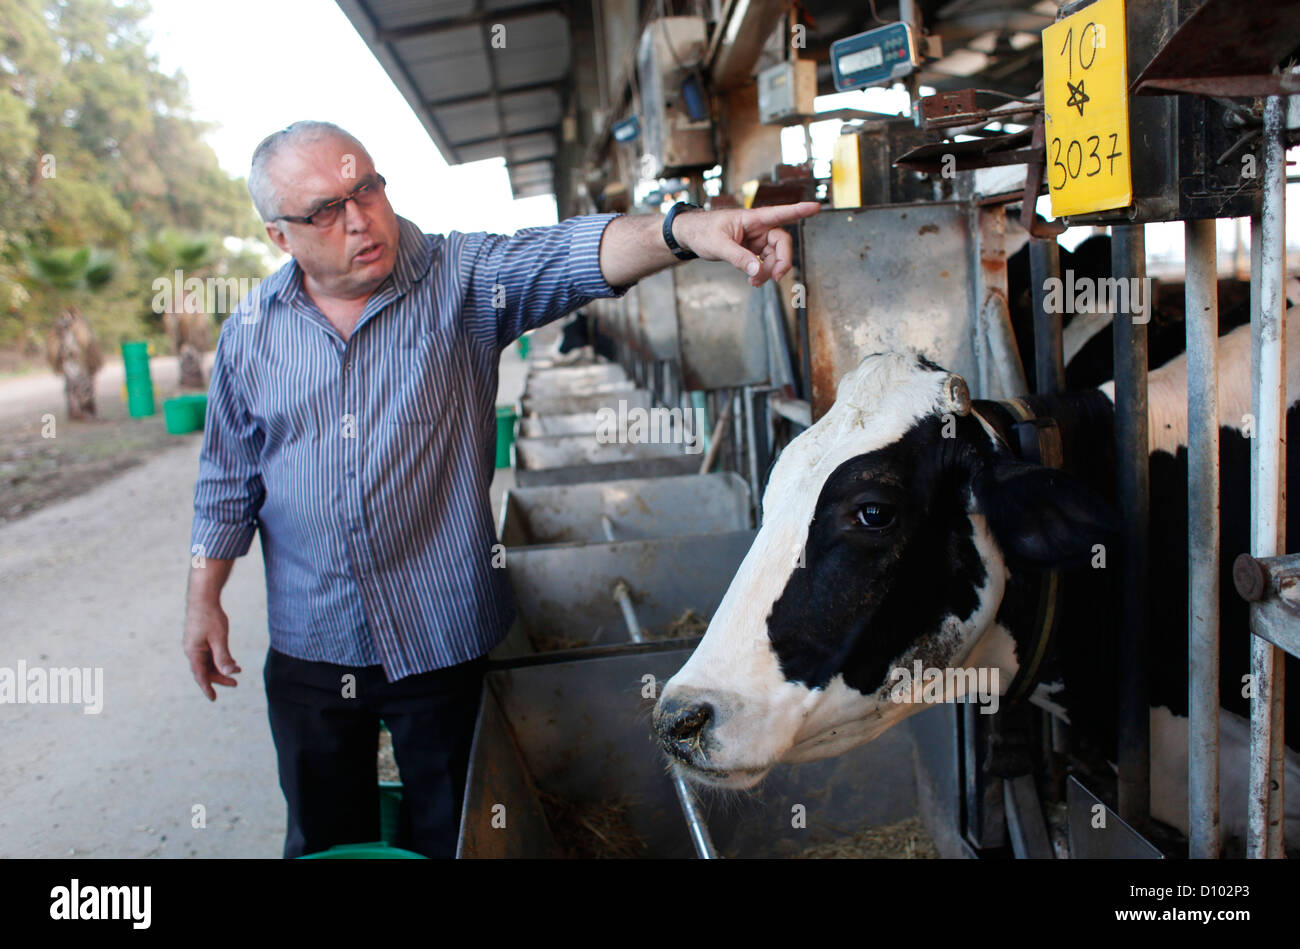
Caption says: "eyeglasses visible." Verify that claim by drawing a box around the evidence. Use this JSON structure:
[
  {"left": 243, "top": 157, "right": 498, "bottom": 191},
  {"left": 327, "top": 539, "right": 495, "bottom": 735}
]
[{"left": 277, "top": 174, "right": 387, "bottom": 228}]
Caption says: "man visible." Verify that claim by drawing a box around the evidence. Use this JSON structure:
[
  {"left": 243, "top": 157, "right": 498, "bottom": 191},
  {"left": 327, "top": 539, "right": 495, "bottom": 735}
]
[{"left": 182, "top": 120, "right": 818, "bottom": 858}]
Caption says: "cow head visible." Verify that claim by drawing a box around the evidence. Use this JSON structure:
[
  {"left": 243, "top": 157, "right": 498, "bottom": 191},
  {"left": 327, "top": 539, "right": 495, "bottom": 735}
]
[{"left": 653, "top": 352, "right": 1112, "bottom": 788}]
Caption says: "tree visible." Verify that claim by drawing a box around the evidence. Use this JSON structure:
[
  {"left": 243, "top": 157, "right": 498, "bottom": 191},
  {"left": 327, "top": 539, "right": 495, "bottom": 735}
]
[
  {"left": 0, "top": 0, "right": 267, "bottom": 360},
  {"left": 27, "top": 245, "right": 115, "bottom": 418}
]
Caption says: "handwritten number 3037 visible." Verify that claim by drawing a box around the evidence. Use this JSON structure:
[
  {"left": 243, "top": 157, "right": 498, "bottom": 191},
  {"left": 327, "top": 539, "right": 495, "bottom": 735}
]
[{"left": 1051, "top": 133, "right": 1122, "bottom": 189}]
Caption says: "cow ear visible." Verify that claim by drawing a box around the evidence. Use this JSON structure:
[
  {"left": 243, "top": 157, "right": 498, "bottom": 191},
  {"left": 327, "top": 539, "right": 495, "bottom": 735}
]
[{"left": 972, "top": 460, "right": 1117, "bottom": 569}]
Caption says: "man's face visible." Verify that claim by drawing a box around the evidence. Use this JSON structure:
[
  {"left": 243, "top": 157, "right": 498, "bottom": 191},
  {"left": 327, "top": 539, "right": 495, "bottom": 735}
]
[{"left": 263, "top": 136, "right": 400, "bottom": 301}]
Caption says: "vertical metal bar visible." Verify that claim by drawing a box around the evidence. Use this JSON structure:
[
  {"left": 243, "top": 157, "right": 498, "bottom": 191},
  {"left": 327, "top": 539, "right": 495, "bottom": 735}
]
[
  {"left": 1185, "top": 217, "right": 1221, "bottom": 859},
  {"left": 1030, "top": 237, "right": 1065, "bottom": 395},
  {"left": 1112, "top": 223, "right": 1150, "bottom": 827},
  {"left": 743, "top": 386, "right": 762, "bottom": 525},
  {"left": 1248, "top": 96, "right": 1287, "bottom": 860}
]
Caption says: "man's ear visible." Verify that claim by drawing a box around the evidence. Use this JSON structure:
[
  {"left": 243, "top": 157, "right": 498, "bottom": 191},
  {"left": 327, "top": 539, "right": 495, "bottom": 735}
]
[{"left": 971, "top": 459, "right": 1117, "bottom": 569}]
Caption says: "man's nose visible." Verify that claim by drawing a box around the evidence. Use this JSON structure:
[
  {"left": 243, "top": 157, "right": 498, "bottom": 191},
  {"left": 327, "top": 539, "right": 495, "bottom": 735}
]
[{"left": 344, "top": 196, "right": 371, "bottom": 232}]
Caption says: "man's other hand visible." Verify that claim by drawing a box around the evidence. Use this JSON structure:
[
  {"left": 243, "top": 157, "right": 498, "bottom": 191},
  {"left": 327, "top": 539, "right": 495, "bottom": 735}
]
[
  {"left": 673, "top": 201, "right": 821, "bottom": 287},
  {"left": 184, "top": 600, "right": 241, "bottom": 701}
]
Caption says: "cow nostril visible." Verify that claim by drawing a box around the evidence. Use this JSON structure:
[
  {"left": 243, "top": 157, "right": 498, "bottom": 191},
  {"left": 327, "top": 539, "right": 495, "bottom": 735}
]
[{"left": 668, "top": 702, "right": 713, "bottom": 742}]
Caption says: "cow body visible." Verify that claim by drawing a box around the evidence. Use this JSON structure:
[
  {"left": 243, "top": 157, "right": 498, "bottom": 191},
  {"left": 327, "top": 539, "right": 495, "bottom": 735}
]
[{"left": 654, "top": 317, "right": 1300, "bottom": 851}]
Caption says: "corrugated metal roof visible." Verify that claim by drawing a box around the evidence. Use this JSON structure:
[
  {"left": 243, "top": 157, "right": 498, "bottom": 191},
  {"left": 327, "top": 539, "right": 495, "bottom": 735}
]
[{"left": 335, "top": 0, "right": 571, "bottom": 198}]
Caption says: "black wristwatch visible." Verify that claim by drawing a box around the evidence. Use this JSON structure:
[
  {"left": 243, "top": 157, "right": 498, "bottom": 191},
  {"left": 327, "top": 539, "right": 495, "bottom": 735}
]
[{"left": 663, "top": 201, "right": 701, "bottom": 261}]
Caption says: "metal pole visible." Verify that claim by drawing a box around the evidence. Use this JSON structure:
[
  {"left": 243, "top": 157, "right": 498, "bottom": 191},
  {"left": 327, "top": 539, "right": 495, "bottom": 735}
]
[
  {"left": 1029, "top": 237, "right": 1065, "bottom": 395},
  {"left": 608, "top": 579, "right": 719, "bottom": 858},
  {"left": 611, "top": 580, "right": 645, "bottom": 643},
  {"left": 1112, "top": 223, "right": 1150, "bottom": 828},
  {"left": 1185, "top": 217, "right": 1221, "bottom": 859},
  {"left": 1248, "top": 96, "right": 1287, "bottom": 860}
]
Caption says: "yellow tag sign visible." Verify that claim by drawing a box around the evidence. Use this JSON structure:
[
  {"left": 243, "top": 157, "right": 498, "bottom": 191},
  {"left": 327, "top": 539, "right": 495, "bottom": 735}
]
[{"left": 1041, "top": 0, "right": 1132, "bottom": 217}]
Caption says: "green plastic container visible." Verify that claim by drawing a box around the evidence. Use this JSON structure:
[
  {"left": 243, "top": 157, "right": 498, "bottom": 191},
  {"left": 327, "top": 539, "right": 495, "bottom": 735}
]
[
  {"left": 163, "top": 394, "right": 206, "bottom": 434},
  {"left": 516, "top": 334, "right": 531, "bottom": 359},
  {"left": 120, "top": 340, "right": 150, "bottom": 369},
  {"left": 297, "top": 842, "right": 426, "bottom": 860},
  {"left": 126, "top": 385, "right": 156, "bottom": 418},
  {"left": 122, "top": 341, "right": 156, "bottom": 417},
  {"left": 379, "top": 781, "right": 403, "bottom": 845},
  {"left": 495, "top": 405, "right": 517, "bottom": 469}
]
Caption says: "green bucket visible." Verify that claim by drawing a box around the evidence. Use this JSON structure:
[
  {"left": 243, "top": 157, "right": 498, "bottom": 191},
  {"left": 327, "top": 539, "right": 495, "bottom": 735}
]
[
  {"left": 495, "top": 405, "right": 517, "bottom": 469},
  {"left": 297, "top": 842, "right": 426, "bottom": 860},
  {"left": 163, "top": 394, "right": 206, "bottom": 434}
]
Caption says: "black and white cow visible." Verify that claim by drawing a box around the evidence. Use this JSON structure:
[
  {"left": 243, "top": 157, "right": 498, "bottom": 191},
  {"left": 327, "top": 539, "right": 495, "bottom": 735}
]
[{"left": 654, "top": 317, "right": 1300, "bottom": 851}]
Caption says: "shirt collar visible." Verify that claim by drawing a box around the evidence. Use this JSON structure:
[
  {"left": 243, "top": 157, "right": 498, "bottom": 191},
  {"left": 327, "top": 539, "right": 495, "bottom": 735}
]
[{"left": 269, "top": 215, "right": 433, "bottom": 305}]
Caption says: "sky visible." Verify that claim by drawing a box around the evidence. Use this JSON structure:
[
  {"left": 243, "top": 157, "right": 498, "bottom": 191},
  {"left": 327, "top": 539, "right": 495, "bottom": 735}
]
[{"left": 142, "top": 0, "right": 559, "bottom": 239}]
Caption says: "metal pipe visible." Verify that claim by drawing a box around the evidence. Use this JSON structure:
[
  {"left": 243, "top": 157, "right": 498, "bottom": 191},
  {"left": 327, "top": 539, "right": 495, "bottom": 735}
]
[
  {"left": 699, "top": 389, "right": 734, "bottom": 474},
  {"left": 611, "top": 580, "right": 645, "bottom": 643},
  {"left": 1185, "top": 217, "right": 1221, "bottom": 859},
  {"left": 744, "top": 386, "right": 762, "bottom": 525},
  {"left": 1030, "top": 237, "right": 1065, "bottom": 395},
  {"left": 1248, "top": 95, "right": 1288, "bottom": 860},
  {"left": 669, "top": 763, "right": 720, "bottom": 858},
  {"left": 608, "top": 579, "right": 719, "bottom": 857},
  {"left": 1111, "top": 223, "right": 1150, "bottom": 828}
]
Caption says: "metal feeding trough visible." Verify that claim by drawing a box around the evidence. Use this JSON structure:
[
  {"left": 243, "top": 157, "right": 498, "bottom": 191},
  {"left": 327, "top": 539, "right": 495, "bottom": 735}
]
[
  {"left": 520, "top": 387, "right": 653, "bottom": 417},
  {"left": 498, "top": 472, "right": 751, "bottom": 546},
  {"left": 512, "top": 431, "right": 700, "bottom": 486},
  {"left": 523, "top": 363, "right": 629, "bottom": 397},
  {"left": 493, "top": 528, "right": 755, "bottom": 657},
  {"left": 518, "top": 413, "right": 602, "bottom": 437},
  {"left": 456, "top": 645, "right": 922, "bottom": 858}
]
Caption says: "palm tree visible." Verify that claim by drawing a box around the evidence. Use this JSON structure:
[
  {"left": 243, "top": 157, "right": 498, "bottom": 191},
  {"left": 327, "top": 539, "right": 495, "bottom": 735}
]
[
  {"left": 141, "top": 231, "right": 217, "bottom": 390},
  {"left": 26, "top": 246, "right": 115, "bottom": 420}
]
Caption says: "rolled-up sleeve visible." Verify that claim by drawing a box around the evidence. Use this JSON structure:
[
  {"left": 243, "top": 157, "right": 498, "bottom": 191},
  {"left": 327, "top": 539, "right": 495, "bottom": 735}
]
[
  {"left": 457, "top": 213, "right": 629, "bottom": 352},
  {"left": 190, "top": 318, "right": 265, "bottom": 560}
]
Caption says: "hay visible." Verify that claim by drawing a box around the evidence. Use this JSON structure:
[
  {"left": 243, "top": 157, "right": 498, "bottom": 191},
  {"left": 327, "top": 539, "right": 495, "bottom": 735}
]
[
  {"left": 528, "top": 632, "right": 590, "bottom": 652},
  {"left": 538, "top": 791, "right": 649, "bottom": 859},
  {"left": 793, "top": 816, "right": 939, "bottom": 859},
  {"left": 656, "top": 608, "right": 709, "bottom": 640}
]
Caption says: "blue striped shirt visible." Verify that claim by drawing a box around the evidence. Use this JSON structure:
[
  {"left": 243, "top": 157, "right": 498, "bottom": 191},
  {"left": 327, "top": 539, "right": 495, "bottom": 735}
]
[{"left": 191, "top": 213, "right": 624, "bottom": 680}]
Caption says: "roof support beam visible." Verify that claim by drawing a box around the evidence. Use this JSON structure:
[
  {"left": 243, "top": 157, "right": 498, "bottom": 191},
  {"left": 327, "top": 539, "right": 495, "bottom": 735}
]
[
  {"left": 426, "top": 78, "right": 563, "bottom": 110},
  {"left": 453, "top": 124, "right": 557, "bottom": 149},
  {"left": 376, "top": 1, "right": 565, "bottom": 44}
]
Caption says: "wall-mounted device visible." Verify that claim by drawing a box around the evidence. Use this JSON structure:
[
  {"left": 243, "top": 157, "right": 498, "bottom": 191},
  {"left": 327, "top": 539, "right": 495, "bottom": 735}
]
[
  {"left": 756, "top": 59, "right": 817, "bottom": 124},
  {"left": 637, "top": 16, "right": 715, "bottom": 177},
  {"left": 830, "top": 22, "right": 921, "bottom": 92}
]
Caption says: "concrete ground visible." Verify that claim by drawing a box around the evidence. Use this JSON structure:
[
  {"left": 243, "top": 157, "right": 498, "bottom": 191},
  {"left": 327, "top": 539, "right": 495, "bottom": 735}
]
[{"left": 0, "top": 339, "right": 532, "bottom": 858}]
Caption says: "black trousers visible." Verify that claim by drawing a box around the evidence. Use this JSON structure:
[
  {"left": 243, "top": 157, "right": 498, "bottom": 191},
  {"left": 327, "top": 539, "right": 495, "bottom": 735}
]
[{"left": 263, "top": 647, "right": 487, "bottom": 859}]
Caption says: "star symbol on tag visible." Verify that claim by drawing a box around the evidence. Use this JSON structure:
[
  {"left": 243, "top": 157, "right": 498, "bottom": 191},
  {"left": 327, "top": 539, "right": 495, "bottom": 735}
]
[{"left": 1065, "top": 79, "right": 1089, "bottom": 117}]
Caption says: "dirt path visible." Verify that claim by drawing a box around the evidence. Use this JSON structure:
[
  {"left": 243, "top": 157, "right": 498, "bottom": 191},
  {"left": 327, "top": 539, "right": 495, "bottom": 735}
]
[
  {"left": 0, "top": 438, "right": 282, "bottom": 857},
  {"left": 0, "top": 341, "right": 531, "bottom": 858},
  {"left": 0, "top": 354, "right": 215, "bottom": 526}
]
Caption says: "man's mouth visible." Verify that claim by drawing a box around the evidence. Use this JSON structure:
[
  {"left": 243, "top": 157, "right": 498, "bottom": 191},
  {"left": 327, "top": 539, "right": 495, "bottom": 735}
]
[{"left": 354, "top": 242, "right": 384, "bottom": 264}]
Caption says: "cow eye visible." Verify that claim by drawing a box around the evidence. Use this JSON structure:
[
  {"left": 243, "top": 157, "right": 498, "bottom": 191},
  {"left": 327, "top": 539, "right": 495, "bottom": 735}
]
[{"left": 855, "top": 502, "right": 896, "bottom": 531}]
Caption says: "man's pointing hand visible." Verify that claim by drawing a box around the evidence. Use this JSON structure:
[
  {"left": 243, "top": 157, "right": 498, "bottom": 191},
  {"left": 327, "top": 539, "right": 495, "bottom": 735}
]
[{"left": 671, "top": 201, "right": 821, "bottom": 287}]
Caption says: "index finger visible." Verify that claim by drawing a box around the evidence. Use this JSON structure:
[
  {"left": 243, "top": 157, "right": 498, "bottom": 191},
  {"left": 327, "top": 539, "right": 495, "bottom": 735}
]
[{"left": 742, "top": 201, "right": 821, "bottom": 228}]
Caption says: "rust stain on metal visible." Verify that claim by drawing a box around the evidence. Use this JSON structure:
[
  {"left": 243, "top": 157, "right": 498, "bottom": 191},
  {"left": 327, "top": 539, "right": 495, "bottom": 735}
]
[{"left": 918, "top": 223, "right": 940, "bottom": 235}]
